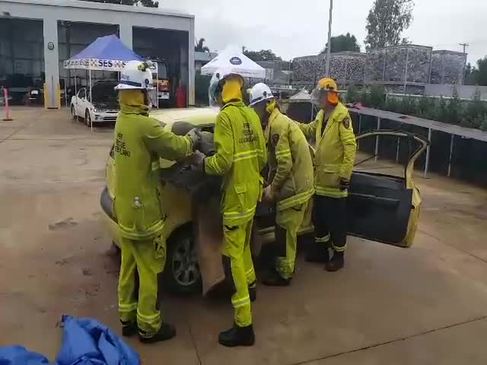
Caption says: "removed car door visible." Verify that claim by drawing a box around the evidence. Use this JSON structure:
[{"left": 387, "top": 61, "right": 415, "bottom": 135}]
[{"left": 347, "top": 130, "right": 428, "bottom": 247}]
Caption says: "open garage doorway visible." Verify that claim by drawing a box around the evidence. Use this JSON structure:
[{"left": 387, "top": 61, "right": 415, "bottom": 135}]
[
  {"left": 133, "top": 27, "right": 189, "bottom": 108},
  {"left": 58, "top": 21, "right": 119, "bottom": 106},
  {"left": 0, "top": 18, "right": 44, "bottom": 105}
]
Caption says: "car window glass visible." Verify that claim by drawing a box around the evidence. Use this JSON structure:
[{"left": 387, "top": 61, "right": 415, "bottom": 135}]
[
  {"left": 354, "top": 134, "right": 416, "bottom": 179},
  {"left": 79, "top": 89, "right": 86, "bottom": 99}
]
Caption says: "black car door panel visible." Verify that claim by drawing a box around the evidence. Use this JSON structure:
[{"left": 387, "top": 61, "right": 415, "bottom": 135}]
[{"left": 347, "top": 171, "right": 412, "bottom": 246}]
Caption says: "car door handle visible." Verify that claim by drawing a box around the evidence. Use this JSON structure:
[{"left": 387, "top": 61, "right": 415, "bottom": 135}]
[{"left": 350, "top": 193, "right": 400, "bottom": 208}]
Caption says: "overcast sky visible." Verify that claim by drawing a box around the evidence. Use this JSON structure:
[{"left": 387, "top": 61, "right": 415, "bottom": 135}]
[{"left": 162, "top": 0, "right": 486, "bottom": 64}]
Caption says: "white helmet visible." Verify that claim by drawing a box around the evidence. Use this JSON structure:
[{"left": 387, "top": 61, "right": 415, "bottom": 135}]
[
  {"left": 208, "top": 68, "right": 244, "bottom": 106},
  {"left": 249, "top": 82, "right": 274, "bottom": 106},
  {"left": 115, "top": 60, "right": 155, "bottom": 90}
]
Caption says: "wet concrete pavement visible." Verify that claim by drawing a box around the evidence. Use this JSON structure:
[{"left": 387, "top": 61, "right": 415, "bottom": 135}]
[{"left": 0, "top": 108, "right": 486, "bottom": 364}]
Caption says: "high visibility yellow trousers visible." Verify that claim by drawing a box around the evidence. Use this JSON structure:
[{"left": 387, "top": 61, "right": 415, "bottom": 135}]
[
  {"left": 223, "top": 220, "right": 256, "bottom": 327},
  {"left": 118, "top": 235, "right": 166, "bottom": 336},
  {"left": 275, "top": 204, "right": 306, "bottom": 279}
]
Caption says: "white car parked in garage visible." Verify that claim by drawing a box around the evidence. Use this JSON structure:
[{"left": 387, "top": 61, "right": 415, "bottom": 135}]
[{"left": 70, "top": 81, "right": 119, "bottom": 126}]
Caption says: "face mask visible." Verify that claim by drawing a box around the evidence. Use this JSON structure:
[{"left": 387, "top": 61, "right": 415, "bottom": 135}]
[
  {"left": 265, "top": 99, "right": 276, "bottom": 114},
  {"left": 222, "top": 78, "right": 243, "bottom": 104}
]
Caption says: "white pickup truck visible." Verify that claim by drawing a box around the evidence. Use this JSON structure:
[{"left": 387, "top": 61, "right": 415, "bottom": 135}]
[{"left": 70, "top": 81, "right": 119, "bottom": 126}]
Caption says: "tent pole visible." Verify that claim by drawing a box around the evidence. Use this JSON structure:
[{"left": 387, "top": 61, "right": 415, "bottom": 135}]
[
  {"left": 89, "top": 67, "right": 93, "bottom": 132},
  {"left": 74, "top": 75, "right": 77, "bottom": 110},
  {"left": 156, "top": 62, "right": 159, "bottom": 109},
  {"left": 89, "top": 68, "right": 92, "bottom": 103}
]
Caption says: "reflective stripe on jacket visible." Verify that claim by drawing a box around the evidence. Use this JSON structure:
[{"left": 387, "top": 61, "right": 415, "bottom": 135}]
[
  {"left": 266, "top": 108, "right": 314, "bottom": 211},
  {"left": 113, "top": 103, "right": 193, "bottom": 240},
  {"left": 298, "top": 102, "right": 356, "bottom": 198},
  {"left": 204, "top": 101, "right": 267, "bottom": 226}
]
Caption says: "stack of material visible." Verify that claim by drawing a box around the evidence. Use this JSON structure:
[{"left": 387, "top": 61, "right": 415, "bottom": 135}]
[
  {"left": 431, "top": 50, "right": 467, "bottom": 84},
  {"left": 365, "top": 49, "right": 387, "bottom": 82},
  {"left": 328, "top": 52, "right": 367, "bottom": 84},
  {"left": 366, "top": 45, "right": 432, "bottom": 84},
  {"left": 292, "top": 55, "right": 323, "bottom": 84}
]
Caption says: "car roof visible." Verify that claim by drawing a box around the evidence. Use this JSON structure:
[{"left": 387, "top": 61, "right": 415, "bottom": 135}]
[{"left": 150, "top": 107, "right": 219, "bottom": 126}]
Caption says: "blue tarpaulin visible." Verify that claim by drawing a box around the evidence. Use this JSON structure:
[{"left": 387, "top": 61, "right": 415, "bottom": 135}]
[
  {"left": 0, "top": 315, "right": 140, "bottom": 365},
  {"left": 0, "top": 346, "right": 49, "bottom": 365},
  {"left": 63, "top": 35, "right": 142, "bottom": 72}
]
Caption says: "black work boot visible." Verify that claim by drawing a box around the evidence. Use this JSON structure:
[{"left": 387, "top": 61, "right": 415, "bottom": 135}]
[
  {"left": 325, "top": 251, "right": 344, "bottom": 272},
  {"left": 262, "top": 270, "right": 291, "bottom": 287},
  {"left": 139, "top": 323, "right": 176, "bottom": 344},
  {"left": 248, "top": 282, "right": 257, "bottom": 302},
  {"left": 218, "top": 323, "right": 255, "bottom": 347},
  {"left": 305, "top": 244, "right": 330, "bottom": 263},
  {"left": 121, "top": 321, "right": 137, "bottom": 337}
]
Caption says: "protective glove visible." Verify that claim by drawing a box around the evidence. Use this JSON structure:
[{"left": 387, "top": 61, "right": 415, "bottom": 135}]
[
  {"left": 186, "top": 128, "right": 202, "bottom": 151},
  {"left": 190, "top": 150, "right": 206, "bottom": 172},
  {"left": 339, "top": 177, "right": 350, "bottom": 191},
  {"left": 263, "top": 185, "right": 275, "bottom": 203},
  {"left": 198, "top": 131, "right": 216, "bottom": 155}
]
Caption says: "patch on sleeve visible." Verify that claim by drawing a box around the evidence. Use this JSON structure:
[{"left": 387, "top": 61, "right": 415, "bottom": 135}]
[
  {"left": 271, "top": 134, "right": 280, "bottom": 146},
  {"left": 342, "top": 117, "right": 351, "bottom": 129}
]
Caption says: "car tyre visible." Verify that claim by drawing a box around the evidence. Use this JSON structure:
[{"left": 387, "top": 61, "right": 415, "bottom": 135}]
[
  {"left": 163, "top": 226, "right": 202, "bottom": 295},
  {"left": 71, "top": 105, "right": 78, "bottom": 121},
  {"left": 85, "top": 110, "right": 92, "bottom": 127}
]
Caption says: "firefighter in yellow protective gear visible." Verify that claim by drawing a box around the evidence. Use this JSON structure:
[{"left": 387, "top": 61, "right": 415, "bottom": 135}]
[
  {"left": 113, "top": 61, "right": 199, "bottom": 343},
  {"left": 196, "top": 69, "right": 266, "bottom": 347},
  {"left": 249, "top": 83, "right": 314, "bottom": 286},
  {"left": 298, "top": 78, "right": 356, "bottom": 271}
]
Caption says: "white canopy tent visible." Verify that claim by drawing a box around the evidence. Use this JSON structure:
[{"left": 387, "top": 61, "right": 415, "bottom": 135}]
[
  {"left": 200, "top": 46, "right": 266, "bottom": 79},
  {"left": 289, "top": 88, "right": 311, "bottom": 102}
]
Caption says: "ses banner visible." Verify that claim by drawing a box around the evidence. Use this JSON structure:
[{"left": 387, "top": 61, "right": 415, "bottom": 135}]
[{"left": 64, "top": 58, "right": 128, "bottom": 71}]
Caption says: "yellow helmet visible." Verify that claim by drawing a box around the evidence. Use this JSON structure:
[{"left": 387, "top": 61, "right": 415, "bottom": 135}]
[
  {"left": 317, "top": 77, "right": 338, "bottom": 92},
  {"left": 311, "top": 77, "right": 339, "bottom": 106}
]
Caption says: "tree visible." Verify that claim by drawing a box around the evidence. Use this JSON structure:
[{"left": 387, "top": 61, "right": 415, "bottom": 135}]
[
  {"left": 464, "top": 63, "right": 476, "bottom": 85},
  {"left": 365, "top": 0, "right": 414, "bottom": 49},
  {"left": 321, "top": 33, "right": 360, "bottom": 54},
  {"left": 465, "top": 58, "right": 487, "bottom": 86},
  {"left": 474, "top": 57, "right": 487, "bottom": 86},
  {"left": 243, "top": 49, "right": 282, "bottom": 62},
  {"left": 80, "top": 0, "right": 159, "bottom": 7},
  {"left": 195, "top": 38, "right": 210, "bottom": 53}
]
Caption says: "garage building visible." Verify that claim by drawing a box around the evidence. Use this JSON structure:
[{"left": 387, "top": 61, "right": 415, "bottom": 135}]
[{"left": 0, "top": 0, "right": 195, "bottom": 108}]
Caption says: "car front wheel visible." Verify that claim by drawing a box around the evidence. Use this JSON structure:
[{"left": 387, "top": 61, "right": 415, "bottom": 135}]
[
  {"left": 71, "top": 105, "right": 77, "bottom": 121},
  {"left": 163, "top": 226, "right": 201, "bottom": 294},
  {"left": 85, "top": 110, "right": 92, "bottom": 127}
]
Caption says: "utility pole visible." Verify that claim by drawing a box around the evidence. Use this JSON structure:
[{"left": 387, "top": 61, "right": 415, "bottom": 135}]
[
  {"left": 459, "top": 42, "right": 469, "bottom": 54},
  {"left": 459, "top": 43, "right": 469, "bottom": 84},
  {"left": 325, "top": 0, "right": 334, "bottom": 77}
]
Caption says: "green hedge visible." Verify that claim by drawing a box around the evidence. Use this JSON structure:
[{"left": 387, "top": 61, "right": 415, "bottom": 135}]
[{"left": 346, "top": 85, "right": 487, "bottom": 131}]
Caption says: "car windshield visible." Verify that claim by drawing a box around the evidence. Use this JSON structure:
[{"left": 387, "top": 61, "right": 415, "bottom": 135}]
[{"left": 92, "top": 82, "right": 118, "bottom": 103}]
